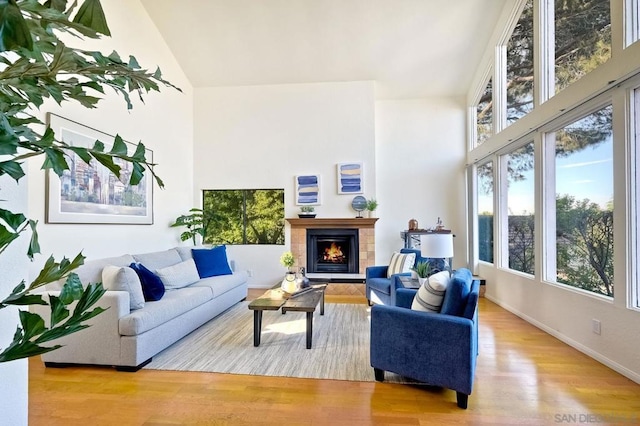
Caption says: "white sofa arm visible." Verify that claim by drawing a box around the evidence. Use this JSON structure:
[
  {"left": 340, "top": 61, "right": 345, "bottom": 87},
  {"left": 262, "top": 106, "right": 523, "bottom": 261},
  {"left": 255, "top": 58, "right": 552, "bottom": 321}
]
[{"left": 31, "top": 290, "right": 130, "bottom": 366}]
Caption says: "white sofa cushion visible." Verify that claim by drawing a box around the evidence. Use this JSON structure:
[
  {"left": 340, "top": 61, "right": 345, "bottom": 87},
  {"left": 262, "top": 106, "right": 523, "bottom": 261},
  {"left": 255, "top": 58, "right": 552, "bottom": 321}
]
[
  {"left": 156, "top": 259, "right": 200, "bottom": 290},
  {"left": 191, "top": 270, "right": 249, "bottom": 298},
  {"left": 132, "top": 249, "right": 182, "bottom": 272},
  {"left": 102, "top": 265, "right": 145, "bottom": 310},
  {"left": 46, "top": 254, "right": 136, "bottom": 291},
  {"left": 118, "top": 286, "right": 212, "bottom": 336}
]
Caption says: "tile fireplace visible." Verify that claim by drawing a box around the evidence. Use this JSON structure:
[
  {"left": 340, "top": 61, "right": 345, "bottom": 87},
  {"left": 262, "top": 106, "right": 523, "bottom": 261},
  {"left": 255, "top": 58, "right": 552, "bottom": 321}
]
[{"left": 287, "top": 218, "right": 377, "bottom": 280}]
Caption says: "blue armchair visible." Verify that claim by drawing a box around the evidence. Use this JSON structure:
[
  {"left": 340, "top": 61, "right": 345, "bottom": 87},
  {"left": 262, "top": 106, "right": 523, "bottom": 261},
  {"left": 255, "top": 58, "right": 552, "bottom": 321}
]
[
  {"left": 365, "top": 249, "right": 445, "bottom": 306},
  {"left": 370, "top": 268, "right": 480, "bottom": 409}
]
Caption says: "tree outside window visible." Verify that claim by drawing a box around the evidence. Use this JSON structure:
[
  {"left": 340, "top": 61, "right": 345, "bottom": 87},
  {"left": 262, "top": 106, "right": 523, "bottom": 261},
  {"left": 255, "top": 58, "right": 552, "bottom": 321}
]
[
  {"left": 554, "top": 105, "right": 614, "bottom": 297},
  {"left": 555, "top": 0, "right": 611, "bottom": 93},
  {"left": 507, "top": 0, "right": 534, "bottom": 125},
  {"left": 203, "top": 189, "right": 285, "bottom": 245},
  {"left": 477, "top": 79, "right": 493, "bottom": 146},
  {"left": 506, "top": 142, "right": 535, "bottom": 275},
  {"left": 477, "top": 162, "right": 494, "bottom": 263}
]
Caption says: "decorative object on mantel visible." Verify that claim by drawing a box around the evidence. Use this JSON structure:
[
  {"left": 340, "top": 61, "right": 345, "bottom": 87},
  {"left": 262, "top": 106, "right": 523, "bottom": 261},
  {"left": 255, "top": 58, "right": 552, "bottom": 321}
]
[
  {"left": 298, "top": 206, "right": 316, "bottom": 218},
  {"left": 279, "top": 251, "right": 298, "bottom": 293},
  {"left": 337, "top": 162, "right": 364, "bottom": 194},
  {"left": 295, "top": 175, "right": 321, "bottom": 205},
  {"left": 408, "top": 218, "right": 418, "bottom": 230},
  {"left": 351, "top": 195, "right": 367, "bottom": 218},
  {"left": 366, "top": 198, "right": 378, "bottom": 218}
]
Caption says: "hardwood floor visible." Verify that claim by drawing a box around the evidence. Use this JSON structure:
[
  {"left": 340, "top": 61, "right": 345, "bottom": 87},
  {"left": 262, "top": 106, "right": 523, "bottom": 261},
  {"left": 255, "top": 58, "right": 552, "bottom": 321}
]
[{"left": 29, "top": 293, "right": 640, "bottom": 425}]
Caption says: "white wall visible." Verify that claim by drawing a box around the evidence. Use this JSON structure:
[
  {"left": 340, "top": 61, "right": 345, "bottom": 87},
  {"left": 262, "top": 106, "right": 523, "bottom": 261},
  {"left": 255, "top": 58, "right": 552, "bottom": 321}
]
[
  {"left": 0, "top": 176, "right": 29, "bottom": 425},
  {"left": 194, "top": 81, "right": 376, "bottom": 286},
  {"left": 375, "top": 98, "right": 468, "bottom": 268},
  {"left": 27, "top": 0, "right": 194, "bottom": 279}
]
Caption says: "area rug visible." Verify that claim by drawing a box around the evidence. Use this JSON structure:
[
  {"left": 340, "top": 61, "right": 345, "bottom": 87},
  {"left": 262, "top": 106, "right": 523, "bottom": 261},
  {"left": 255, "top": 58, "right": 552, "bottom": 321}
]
[{"left": 145, "top": 302, "right": 407, "bottom": 383}]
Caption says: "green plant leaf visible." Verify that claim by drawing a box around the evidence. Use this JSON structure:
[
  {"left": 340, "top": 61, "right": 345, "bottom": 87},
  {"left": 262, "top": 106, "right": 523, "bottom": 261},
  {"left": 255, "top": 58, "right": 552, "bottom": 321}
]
[
  {"left": 0, "top": 0, "right": 33, "bottom": 51},
  {"left": 48, "top": 294, "right": 70, "bottom": 328},
  {"left": 29, "top": 254, "right": 85, "bottom": 289},
  {"left": 0, "top": 223, "right": 19, "bottom": 250},
  {"left": 0, "top": 338, "right": 61, "bottom": 362},
  {"left": 58, "top": 273, "right": 84, "bottom": 304},
  {"left": 44, "top": 0, "right": 68, "bottom": 12},
  {"left": 27, "top": 219, "right": 40, "bottom": 260},
  {"left": 19, "top": 310, "right": 46, "bottom": 340},
  {"left": 0, "top": 159, "right": 25, "bottom": 181},
  {"left": 72, "top": 0, "right": 110, "bottom": 36},
  {"left": 42, "top": 147, "right": 69, "bottom": 176},
  {"left": 66, "top": 146, "right": 92, "bottom": 164},
  {"left": 91, "top": 152, "right": 121, "bottom": 177},
  {"left": 0, "top": 208, "right": 26, "bottom": 230},
  {"left": 109, "top": 134, "right": 128, "bottom": 156}
]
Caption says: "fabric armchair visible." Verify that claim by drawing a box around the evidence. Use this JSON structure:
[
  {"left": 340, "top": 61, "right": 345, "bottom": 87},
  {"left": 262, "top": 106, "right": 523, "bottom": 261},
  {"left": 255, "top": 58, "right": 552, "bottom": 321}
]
[
  {"left": 370, "top": 269, "right": 480, "bottom": 408},
  {"left": 365, "top": 249, "right": 422, "bottom": 306}
]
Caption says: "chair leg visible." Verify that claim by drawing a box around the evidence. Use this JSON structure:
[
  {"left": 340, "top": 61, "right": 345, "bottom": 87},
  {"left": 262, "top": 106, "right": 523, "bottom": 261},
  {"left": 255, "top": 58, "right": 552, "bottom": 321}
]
[
  {"left": 456, "top": 392, "right": 468, "bottom": 409},
  {"left": 373, "top": 368, "right": 385, "bottom": 382}
]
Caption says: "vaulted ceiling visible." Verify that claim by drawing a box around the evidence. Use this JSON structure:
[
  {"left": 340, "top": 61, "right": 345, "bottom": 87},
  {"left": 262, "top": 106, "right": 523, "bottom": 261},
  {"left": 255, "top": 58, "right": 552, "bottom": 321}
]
[{"left": 141, "top": 0, "right": 507, "bottom": 99}]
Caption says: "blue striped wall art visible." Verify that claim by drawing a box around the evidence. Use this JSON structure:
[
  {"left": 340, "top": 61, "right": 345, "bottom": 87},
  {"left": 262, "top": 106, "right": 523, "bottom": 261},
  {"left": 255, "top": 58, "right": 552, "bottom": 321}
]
[
  {"left": 337, "top": 162, "right": 363, "bottom": 194},
  {"left": 295, "top": 175, "right": 321, "bottom": 205}
]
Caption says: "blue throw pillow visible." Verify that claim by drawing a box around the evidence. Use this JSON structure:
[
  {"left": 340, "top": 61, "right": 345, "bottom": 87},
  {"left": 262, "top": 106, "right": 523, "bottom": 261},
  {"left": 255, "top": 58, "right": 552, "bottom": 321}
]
[
  {"left": 440, "top": 268, "right": 472, "bottom": 316},
  {"left": 191, "top": 245, "right": 233, "bottom": 278},
  {"left": 130, "top": 262, "right": 165, "bottom": 301}
]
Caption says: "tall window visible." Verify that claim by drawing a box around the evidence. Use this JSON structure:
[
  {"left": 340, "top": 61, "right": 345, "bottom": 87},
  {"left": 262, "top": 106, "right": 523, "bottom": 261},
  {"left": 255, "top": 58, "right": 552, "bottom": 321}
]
[
  {"left": 506, "top": 142, "right": 535, "bottom": 274},
  {"left": 507, "top": 0, "right": 534, "bottom": 124},
  {"left": 477, "top": 79, "right": 493, "bottom": 145},
  {"left": 555, "top": 0, "right": 611, "bottom": 93},
  {"left": 203, "top": 189, "right": 284, "bottom": 245},
  {"left": 554, "top": 105, "right": 614, "bottom": 297},
  {"left": 477, "top": 162, "right": 494, "bottom": 263}
]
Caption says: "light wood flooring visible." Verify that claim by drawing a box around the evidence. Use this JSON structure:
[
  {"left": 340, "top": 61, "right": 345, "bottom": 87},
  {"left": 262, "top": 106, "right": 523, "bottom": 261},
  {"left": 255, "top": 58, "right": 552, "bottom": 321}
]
[{"left": 29, "top": 290, "right": 640, "bottom": 425}]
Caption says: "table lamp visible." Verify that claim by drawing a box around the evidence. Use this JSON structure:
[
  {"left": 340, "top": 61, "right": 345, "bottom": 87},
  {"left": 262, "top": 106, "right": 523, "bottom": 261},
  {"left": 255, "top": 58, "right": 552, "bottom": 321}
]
[{"left": 420, "top": 233, "right": 454, "bottom": 273}]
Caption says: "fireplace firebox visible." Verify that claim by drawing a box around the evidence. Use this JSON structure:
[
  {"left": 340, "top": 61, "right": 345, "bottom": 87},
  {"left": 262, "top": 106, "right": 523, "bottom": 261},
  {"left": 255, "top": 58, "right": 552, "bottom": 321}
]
[{"left": 306, "top": 229, "right": 359, "bottom": 274}]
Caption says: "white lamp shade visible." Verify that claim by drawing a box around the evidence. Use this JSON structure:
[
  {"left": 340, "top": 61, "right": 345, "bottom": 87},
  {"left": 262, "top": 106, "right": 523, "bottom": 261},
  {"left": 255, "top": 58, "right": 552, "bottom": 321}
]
[{"left": 420, "top": 234, "right": 454, "bottom": 259}]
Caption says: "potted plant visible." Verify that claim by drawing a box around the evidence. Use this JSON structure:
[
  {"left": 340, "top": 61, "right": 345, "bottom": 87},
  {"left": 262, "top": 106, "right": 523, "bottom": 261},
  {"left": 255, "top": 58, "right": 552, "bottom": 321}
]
[
  {"left": 413, "top": 261, "right": 432, "bottom": 285},
  {"left": 298, "top": 206, "right": 316, "bottom": 218},
  {"left": 171, "top": 208, "right": 207, "bottom": 245},
  {"left": 366, "top": 198, "right": 378, "bottom": 218},
  {"left": 279, "top": 251, "right": 298, "bottom": 293}
]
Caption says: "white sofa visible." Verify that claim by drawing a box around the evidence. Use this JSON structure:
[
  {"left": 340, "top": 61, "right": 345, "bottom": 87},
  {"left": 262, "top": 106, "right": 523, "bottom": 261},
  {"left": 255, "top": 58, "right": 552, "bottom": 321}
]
[{"left": 32, "top": 246, "right": 248, "bottom": 371}]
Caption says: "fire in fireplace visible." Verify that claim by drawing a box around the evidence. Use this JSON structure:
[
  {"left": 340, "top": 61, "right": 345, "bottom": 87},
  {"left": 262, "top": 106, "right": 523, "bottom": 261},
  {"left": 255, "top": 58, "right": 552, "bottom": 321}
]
[
  {"left": 322, "top": 242, "right": 345, "bottom": 263},
  {"left": 307, "top": 228, "right": 358, "bottom": 274}
]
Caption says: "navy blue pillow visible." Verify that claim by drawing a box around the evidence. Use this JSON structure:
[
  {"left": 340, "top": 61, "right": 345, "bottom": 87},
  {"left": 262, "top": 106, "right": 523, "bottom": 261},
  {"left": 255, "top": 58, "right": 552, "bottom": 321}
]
[
  {"left": 130, "top": 262, "right": 165, "bottom": 301},
  {"left": 191, "top": 245, "right": 232, "bottom": 278}
]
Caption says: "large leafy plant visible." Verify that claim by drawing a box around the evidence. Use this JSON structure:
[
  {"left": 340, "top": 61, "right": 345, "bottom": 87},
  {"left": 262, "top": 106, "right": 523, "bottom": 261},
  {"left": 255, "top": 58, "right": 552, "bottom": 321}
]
[
  {"left": 170, "top": 208, "right": 207, "bottom": 246},
  {"left": 0, "top": 0, "right": 177, "bottom": 362}
]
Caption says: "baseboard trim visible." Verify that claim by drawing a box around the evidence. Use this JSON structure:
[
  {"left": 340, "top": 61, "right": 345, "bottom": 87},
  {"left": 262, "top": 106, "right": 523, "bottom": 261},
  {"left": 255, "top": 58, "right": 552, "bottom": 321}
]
[{"left": 485, "top": 295, "right": 640, "bottom": 385}]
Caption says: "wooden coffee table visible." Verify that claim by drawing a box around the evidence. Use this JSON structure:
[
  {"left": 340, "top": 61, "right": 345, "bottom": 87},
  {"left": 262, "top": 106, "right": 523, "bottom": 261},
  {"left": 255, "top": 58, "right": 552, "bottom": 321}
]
[{"left": 248, "top": 283, "right": 327, "bottom": 349}]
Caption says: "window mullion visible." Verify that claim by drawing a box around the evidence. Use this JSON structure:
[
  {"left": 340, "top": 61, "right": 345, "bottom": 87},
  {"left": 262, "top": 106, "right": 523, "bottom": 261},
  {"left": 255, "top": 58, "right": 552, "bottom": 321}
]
[{"left": 534, "top": 0, "right": 554, "bottom": 105}]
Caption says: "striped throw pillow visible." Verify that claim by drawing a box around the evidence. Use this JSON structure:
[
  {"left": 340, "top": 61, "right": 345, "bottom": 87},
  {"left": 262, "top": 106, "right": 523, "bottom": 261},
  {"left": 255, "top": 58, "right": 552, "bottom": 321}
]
[
  {"left": 386, "top": 252, "right": 416, "bottom": 278},
  {"left": 411, "top": 270, "right": 451, "bottom": 313}
]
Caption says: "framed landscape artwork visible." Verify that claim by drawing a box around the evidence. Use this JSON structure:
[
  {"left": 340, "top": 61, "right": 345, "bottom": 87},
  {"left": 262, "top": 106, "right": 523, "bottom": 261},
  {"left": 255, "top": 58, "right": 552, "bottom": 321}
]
[
  {"left": 336, "top": 162, "right": 363, "bottom": 194},
  {"left": 295, "top": 174, "right": 321, "bottom": 205},
  {"left": 45, "top": 113, "right": 154, "bottom": 224}
]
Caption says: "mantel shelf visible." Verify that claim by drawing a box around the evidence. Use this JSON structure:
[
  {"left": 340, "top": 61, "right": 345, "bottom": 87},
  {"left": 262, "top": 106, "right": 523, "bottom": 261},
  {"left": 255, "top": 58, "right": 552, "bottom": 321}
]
[{"left": 286, "top": 217, "right": 378, "bottom": 229}]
